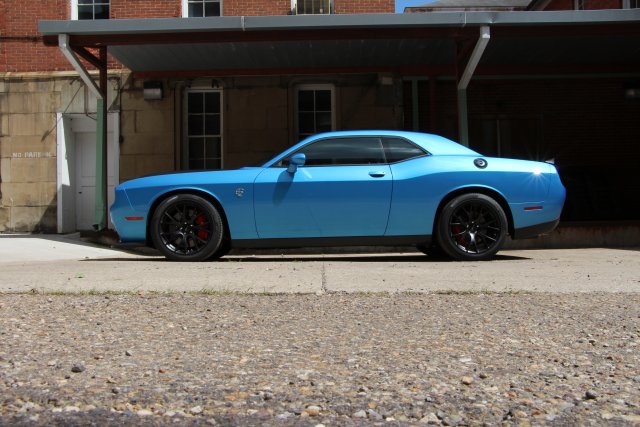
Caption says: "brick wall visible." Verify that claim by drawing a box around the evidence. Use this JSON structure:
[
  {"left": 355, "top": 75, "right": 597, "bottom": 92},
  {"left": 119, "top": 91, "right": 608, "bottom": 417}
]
[
  {"left": 543, "top": 0, "right": 622, "bottom": 9},
  {"left": 0, "top": 0, "right": 70, "bottom": 72},
  {"left": 110, "top": 0, "right": 180, "bottom": 18},
  {"left": 335, "top": 0, "right": 394, "bottom": 13},
  {"left": 1, "top": 0, "right": 395, "bottom": 73},
  {"left": 224, "top": 0, "right": 291, "bottom": 16}
]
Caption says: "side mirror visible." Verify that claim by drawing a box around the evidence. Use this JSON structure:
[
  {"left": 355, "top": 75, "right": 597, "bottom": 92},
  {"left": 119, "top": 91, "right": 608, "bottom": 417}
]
[{"left": 287, "top": 153, "right": 306, "bottom": 174}]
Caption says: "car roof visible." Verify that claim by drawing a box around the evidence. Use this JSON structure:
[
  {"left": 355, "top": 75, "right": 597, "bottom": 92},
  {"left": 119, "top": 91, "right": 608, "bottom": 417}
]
[{"left": 262, "top": 131, "right": 480, "bottom": 166}]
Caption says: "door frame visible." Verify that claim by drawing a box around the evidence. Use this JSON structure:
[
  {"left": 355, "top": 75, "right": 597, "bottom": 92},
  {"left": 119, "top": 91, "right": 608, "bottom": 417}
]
[{"left": 56, "top": 112, "right": 120, "bottom": 233}]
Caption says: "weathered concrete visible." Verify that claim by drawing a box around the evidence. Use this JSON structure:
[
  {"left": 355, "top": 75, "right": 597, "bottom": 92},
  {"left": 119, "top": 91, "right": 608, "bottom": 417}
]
[{"left": 0, "top": 234, "right": 638, "bottom": 294}]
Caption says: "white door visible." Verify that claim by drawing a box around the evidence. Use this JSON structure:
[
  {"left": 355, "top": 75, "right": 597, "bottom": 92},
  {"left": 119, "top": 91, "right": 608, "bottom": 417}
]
[{"left": 74, "top": 131, "right": 117, "bottom": 230}]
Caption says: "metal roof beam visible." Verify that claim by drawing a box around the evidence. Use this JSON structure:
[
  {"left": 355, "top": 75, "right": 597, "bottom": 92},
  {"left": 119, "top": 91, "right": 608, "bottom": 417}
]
[
  {"left": 458, "top": 26, "right": 490, "bottom": 90},
  {"left": 58, "top": 34, "right": 103, "bottom": 100}
]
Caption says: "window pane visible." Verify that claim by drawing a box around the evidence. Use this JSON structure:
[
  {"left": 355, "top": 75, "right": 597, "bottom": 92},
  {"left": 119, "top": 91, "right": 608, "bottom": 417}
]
[
  {"left": 298, "top": 91, "right": 314, "bottom": 111},
  {"left": 188, "top": 115, "right": 204, "bottom": 136},
  {"left": 383, "top": 138, "right": 426, "bottom": 163},
  {"left": 78, "top": 0, "right": 93, "bottom": 4},
  {"left": 298, "top": 0, "right": 331, "bottom": 14},
  {"left": 204, "top": 2, "right": 221, "bottom": 16},
  {"left": 77, "top": 5, "right": 93, "bottom": 19},
  {"left": 315, "top": 90, "right": 331, "bottom": 111},
  {"left": 188, "top": 92, "right": 204, "bottom": 114},
  {"left": 94, "top": 5, "right": 109, "bottom": 19},
  {"left": 204, "top": 115, "right": 220, "bottom": 135},
  {"left": 205, "top": 138, "right": 221, "bottom": 158},
  {"left": 204, "top": 92, "right": 220, "bottom": 113},
  {"left": 316, "top": 112, "right": 332, "bottom": 132},
  {"left": 298, "top": 113, "right": 315, "bottom": 134},
  {"left": 204, "top": 158, "right": 222, "bottom": 169},
  {"left": 189, "top": 158, "right": 205, "bottom": 170},
  {"left": 189, "top": 138, "right": 205, "bottom": 159},
  {"left": 298, "top": 137, "right": 384, "bottom": 166},
  {"left": 189, "top": 3, "right": 204, "bottom": 17}
]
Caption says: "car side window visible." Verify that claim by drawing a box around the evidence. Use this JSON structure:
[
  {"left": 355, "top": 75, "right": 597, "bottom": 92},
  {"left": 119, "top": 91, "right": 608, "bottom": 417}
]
[
  {"left": 290, "top": 137, "right": 386, "bottom": 166},
  {"left": 382, "top": 137, "right": 428, "bottom": 163}
]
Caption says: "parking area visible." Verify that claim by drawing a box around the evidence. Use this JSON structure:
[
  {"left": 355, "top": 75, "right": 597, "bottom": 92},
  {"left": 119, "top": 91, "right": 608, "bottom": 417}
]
[{"left": 1, "top": 234, "right": 638, "bottom": 294}]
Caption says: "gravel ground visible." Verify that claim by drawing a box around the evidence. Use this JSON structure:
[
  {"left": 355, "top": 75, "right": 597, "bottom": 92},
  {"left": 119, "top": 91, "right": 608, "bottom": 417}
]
[{"left": 1, "top": 293, "right": 639, "bottom": 426}]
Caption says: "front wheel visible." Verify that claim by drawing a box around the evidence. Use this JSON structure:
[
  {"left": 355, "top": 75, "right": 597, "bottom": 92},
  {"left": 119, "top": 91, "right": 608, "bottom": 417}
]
[
  {"left": 436, "top": 193, "right": 508, "bottom": 261},
  {"left": 150, "top": 194, "right": 225, "bottom": 261}
]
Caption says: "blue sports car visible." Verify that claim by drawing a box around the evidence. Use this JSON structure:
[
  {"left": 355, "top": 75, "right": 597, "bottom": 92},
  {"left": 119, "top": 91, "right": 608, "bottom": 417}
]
[{"left": 110, "top": 131, "right": 565, "bottom": 261}]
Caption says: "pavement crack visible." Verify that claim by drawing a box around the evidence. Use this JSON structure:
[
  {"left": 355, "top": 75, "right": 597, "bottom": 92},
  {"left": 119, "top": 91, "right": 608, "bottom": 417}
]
[{"left": 320, "top": 261, "right": 329, "bottom": 294}]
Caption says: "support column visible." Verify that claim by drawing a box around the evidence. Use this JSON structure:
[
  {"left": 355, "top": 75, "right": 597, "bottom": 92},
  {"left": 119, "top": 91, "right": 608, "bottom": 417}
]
[
  {"left": 96, "top": 47, "right": 108, "bottom": 230},
  {"left": 456, "top": 26, "right": 490, "bottom": 147}
]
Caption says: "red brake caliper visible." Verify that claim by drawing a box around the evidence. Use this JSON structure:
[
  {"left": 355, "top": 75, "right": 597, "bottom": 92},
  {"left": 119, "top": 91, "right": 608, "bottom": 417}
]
[
  {"left": 195, "top": 213, "right": 209, "bottom": 241},
  {"left": 452, "top": 225, "right": 465, "bottom": 245}
]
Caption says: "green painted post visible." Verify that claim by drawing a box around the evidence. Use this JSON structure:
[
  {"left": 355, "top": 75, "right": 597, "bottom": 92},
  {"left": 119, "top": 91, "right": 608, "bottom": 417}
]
[{"left": 95, "top": 97, "right": 106, "bottom": 230}]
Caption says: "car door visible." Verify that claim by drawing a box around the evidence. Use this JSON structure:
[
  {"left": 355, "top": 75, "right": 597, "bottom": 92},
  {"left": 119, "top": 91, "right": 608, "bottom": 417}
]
[{"left": 253, "top": 136, "right": 392, "bottom": 239}]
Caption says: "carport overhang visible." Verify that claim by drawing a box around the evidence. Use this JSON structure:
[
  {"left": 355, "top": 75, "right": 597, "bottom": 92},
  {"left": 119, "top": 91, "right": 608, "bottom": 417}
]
[
  {"left": 40, "top": 11, "right": 640, "bottom": 77},
  {"left": 38, "top": 10, "right": 640, "bottom": 230}
]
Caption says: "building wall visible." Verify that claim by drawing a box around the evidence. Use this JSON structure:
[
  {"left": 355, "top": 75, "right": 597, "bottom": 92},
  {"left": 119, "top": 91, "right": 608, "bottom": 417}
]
[
  {"left": 465, "top": 78, "right": 639, "bottom": 221},
  {"left": 0, "top": 74, "right": 123, "bottom": 232},
  {"left": 1, "top": 77, "right": 64, "bottom": 232},
  {"left": 118, "top": 76, "right": 175, "bottom": 182},
  {"left": 223, "top": 74, "right": 402, "bottom": 169},
  {"left": 542, "top": 0, "right": 622, "bottom": 9},
  {"left": 0, "top": 0, "right": 394, "bottom": 74}
]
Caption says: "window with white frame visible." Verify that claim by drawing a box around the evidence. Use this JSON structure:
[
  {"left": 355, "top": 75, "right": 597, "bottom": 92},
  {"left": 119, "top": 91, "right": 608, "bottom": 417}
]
[
  {"left": 71, "top": 0, "right": 109, "bottom": 20},
  {"left": 183, "top": 0, "right": 221, "bottom": 17},
  {"left": 185, "top": 90, "right": 223, "bottom": 170},
  {"left": 293, "top": 0, "right": 333, "bottom": 14},
  {"left": 296, "top": 85, "right": 335, "bottom": 141},
  {"left": 624, "top": 0, "right": 640, "bottom": 7}
]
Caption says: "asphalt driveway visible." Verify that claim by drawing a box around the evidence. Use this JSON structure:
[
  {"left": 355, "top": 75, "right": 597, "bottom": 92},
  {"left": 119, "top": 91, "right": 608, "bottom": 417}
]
[{"left": 0, "top": 234, "right": 638, "bottom": 294}]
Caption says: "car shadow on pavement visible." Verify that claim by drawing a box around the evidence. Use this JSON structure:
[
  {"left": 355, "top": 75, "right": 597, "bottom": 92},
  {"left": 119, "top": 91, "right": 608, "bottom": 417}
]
[{"left": 82, "top": 253, "right": 530, "bottom": 262}]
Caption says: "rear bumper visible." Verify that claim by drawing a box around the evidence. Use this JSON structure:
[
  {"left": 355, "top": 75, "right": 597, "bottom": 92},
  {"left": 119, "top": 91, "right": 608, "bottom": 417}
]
[{"left": 513, "top": 219, "right": 560, "bottom": 240}]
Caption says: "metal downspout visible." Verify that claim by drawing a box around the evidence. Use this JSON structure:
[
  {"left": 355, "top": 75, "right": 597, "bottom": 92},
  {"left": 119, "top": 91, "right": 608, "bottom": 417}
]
[{"left": 457, "top": 26, "right": 490, "bottom": 147}]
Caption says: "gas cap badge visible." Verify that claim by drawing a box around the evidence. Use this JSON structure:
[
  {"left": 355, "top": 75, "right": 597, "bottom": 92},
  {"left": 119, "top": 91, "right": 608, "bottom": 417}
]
[
  {"left": 474, "top": 158, "right": 488, "bottom": 169},
  {"left": 235, "top": 187, "right": 245, "bottom": 198}
]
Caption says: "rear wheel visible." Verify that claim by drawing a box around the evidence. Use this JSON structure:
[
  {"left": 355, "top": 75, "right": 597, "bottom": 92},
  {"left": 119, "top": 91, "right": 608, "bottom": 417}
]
[
  {"left": 150, "top": 194, "right": 225, "bottom": 261},
  {"left": 436, "top": 193, "right": 507, "bottom": 261}
]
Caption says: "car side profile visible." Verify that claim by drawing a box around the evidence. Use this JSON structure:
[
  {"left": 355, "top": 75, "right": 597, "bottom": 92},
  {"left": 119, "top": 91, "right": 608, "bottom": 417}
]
[{"left": 110, "top": 131, "right": 566, "bottom": 261}]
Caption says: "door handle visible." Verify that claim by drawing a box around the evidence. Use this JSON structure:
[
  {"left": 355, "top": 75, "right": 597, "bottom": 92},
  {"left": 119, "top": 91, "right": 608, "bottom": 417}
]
[{"left": 369, "top": 171, "right": 386, "bottom": 178}]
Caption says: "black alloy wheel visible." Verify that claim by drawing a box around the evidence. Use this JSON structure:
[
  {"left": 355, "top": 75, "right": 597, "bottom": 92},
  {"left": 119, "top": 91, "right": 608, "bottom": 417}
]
[
  {"left": 151, "top": 194, "right": 224, "bottom": 261},
  {"left": 436, "top": 193, "right": 507, "bottom": 261}
]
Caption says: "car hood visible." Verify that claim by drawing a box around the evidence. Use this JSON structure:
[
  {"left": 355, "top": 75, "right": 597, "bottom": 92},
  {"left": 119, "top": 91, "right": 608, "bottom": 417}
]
[{"left": 116, "top": 167, "right": 264, "bottom": 191}]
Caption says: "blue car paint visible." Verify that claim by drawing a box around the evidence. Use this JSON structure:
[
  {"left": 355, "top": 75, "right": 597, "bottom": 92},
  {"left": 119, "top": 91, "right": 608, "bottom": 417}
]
[
  {"left": 254, "top": 164, "right": 392, "bottom": 238},
  {"left": 110, "top": 131, "right": 565, "bottom": 245}
]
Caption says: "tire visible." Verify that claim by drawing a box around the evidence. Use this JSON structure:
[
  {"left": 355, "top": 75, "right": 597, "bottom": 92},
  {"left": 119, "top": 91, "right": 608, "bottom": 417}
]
[
  {"left": 150, "top": 194, "right": 225, "bottom": 262},
  {"left": 436, "top": 193, "right": 508, "bottom": 261}
]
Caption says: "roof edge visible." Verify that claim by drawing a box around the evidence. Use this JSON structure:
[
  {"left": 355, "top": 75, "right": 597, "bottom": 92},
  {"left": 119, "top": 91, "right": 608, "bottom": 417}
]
[{"left": 39, "top": 10, "right": 640, "bottom": 36}]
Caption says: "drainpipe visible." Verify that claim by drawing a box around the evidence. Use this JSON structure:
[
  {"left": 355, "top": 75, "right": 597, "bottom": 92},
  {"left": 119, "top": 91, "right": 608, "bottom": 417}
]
[
  {"left": 58, "top": 34, "right": 109, "bottom": 231},
  {"left": 457, "top": 26, "right": 490, "bottom": 147}
]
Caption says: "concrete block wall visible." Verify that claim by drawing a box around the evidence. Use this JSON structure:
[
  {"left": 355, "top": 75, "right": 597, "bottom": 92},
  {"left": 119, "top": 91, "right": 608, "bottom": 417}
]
[
  {"left": 0, "top": 78, "right": 59, "bottom": 232},
  {"left": 118, "top": 77, "right": 175, "bottom": 182},
  {"left": 0, "top": 74, "right": 122, "bottom": 232}
]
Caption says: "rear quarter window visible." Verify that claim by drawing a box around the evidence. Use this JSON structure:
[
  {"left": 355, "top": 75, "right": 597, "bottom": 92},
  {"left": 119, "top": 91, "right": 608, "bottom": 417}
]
[{"left": 383, "top": 137, "right": 428, "bottom": 163}]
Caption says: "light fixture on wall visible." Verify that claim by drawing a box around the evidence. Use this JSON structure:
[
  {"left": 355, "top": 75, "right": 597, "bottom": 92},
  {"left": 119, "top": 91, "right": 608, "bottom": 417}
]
[
  {"left": 143, "top": 81, "right": 163, "bottom": 100},
  {"left": 624, "top": 81, "right": 640, "bottom": 99}
]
